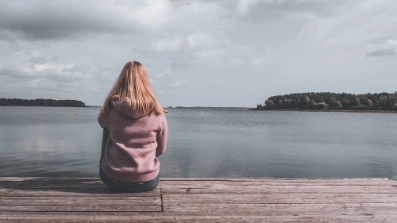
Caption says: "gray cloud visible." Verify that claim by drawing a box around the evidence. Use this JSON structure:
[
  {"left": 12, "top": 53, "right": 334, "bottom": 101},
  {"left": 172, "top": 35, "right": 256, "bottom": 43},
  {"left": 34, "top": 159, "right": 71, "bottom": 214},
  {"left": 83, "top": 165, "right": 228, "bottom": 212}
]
[
  {"left": 61, "top": 64, "right": 95, "bottom": 74},
  {"left": 0, "top": 0, "right": 152, "bottom": 40},
  {"left": 1, "top": 0, "right": 396, "bottom": 106},
  {"left": 367, "top": 40, "right": 397, "bottom": 56},
  {"left": 29, "top": 55, "right": 58, "bottom": 64},
  {"left": 237, "top": 0, "right": 341, "bottom": 21},
  {"left": 0, "top": 67, "right": 25, "bottom": 78},
  {"left": 0, "top": 53, "right": 98, "bottom": 85}
]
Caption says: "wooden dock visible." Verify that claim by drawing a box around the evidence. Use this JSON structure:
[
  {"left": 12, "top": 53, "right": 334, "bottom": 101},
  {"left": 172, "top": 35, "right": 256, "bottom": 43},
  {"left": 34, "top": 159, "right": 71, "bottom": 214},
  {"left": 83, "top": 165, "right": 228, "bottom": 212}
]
[{"left": 0, "top": 177, "right": 397, "bottom": 222}]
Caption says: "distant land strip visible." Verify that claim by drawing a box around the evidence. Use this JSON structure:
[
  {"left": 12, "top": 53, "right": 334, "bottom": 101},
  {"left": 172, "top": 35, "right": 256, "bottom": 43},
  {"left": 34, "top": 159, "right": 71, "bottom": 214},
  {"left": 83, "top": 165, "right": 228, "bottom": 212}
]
[
  {"left": 256, "top": 92, "right": 397, "bottom": 112},
  {"left": 0, "top": 98, "right": 86, "bottom": 107}
]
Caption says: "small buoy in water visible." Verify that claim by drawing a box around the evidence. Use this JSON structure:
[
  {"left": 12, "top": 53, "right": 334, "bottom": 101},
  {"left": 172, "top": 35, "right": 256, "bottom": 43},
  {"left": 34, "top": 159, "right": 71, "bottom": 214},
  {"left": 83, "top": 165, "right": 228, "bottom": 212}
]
[{"left": 74, "top": 113, "right": 77, "bottom": 115}]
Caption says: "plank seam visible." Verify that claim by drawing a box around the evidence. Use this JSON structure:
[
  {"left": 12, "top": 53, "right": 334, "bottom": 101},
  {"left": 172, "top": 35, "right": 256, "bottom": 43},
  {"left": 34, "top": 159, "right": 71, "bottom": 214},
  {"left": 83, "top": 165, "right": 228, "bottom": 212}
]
[{"left": 160, "top": 187, "right": 164, "bottom": 212}]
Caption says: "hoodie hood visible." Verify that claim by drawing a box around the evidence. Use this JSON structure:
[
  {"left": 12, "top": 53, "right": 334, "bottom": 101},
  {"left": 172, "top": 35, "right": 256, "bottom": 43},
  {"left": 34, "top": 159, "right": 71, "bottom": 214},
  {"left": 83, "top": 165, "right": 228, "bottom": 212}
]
[{"left": 110, "top": 95, "right": 147, "bottom": 119}]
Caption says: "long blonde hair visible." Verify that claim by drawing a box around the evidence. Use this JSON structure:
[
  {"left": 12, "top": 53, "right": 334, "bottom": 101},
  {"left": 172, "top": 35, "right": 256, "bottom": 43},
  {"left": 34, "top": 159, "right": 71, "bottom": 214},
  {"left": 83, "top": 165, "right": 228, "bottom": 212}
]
[{"left": 100, "top": 61, "right": 164, "bottom": 116}]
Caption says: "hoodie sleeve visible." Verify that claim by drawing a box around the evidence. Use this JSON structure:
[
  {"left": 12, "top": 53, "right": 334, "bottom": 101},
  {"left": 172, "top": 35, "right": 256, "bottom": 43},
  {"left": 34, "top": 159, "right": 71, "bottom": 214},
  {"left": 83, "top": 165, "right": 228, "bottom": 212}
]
[
  {"left": 97, "top": 112, "right": 108, "bottom": 128},
  {"left": 156, "top": 114, "right": 168, "bottom": 157}
]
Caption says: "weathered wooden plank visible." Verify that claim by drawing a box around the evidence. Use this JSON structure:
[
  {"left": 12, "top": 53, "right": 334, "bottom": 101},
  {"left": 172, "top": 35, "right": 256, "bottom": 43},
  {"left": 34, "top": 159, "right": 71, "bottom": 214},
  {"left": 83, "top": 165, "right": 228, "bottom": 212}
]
[
  {"left": 0, "top": 177, "right": 393, "bottom": 183},
  {"left": 1, "top": 212, "right": 396, "bottom": 223},
  {"left": 362, "top": 202, "right": 397, "bottom": 208},
  {"left": 159, "top": 180, "right": 397, "bottom": 187},
  {"left": 0, "top": 190, "right": 11, "bottom": 196},
  {"left": 160, "top": 178, "right": 393, "bottom": 182},
  {"left": 3, "top": 187, "right": 160, "bottom": 197},
  {"left": 160, "top": 185, "right": 397, "bottom": 194},
  {"left": 2, "top": 180, "right": 395, "bottom": 190},
  {"left": 0, "top": 197, "right": 161, "bottom": 206},
  {"left": 0, "top": 177, "right": 100, "bottom": 182},
  {"left": 0, "top": 181, "right": 104, "bottom": 189},
  {"left": 0, "top": 204, "right": 161, "bottom": 212},
  {"left": 0, "top": 217, "right": 393, "bottom": 223},
  {"left": 163, "top": 193, "right": 397, "bottom": 204},
  {"left": 163, "top": 203, "right": 397, "bottom": 216},
  {"left": 1, "top": 177, "right": 397, "bottom": 222},
  {"left": 1, "top": 178, "right": 394, "bottom": 190},
  {"left": 0, "top": 212, "right": 165, "bottom": 223}
]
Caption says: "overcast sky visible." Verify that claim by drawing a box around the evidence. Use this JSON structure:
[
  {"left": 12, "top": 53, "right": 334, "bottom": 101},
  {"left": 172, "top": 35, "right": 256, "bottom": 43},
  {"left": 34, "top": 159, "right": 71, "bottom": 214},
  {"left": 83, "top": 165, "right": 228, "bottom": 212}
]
[{"left": 1, "top": 0, "right": 396, "bottom": 107}]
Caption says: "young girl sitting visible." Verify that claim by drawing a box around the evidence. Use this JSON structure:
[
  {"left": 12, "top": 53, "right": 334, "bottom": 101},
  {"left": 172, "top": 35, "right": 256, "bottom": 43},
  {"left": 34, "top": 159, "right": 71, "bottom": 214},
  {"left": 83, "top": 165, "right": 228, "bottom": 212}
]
[{"left": 97, "top": 61, "right": 168, "bottom": 192}]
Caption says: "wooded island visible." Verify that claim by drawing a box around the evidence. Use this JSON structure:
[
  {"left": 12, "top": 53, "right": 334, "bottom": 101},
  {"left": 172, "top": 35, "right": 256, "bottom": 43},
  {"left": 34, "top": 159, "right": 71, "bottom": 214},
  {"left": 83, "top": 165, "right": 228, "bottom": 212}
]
[
  {"left": 256, "top": 92, "right": 397, "bottom": 112},
  {"left": 0, "top": 98, "right": 86, "bottom": 107}
]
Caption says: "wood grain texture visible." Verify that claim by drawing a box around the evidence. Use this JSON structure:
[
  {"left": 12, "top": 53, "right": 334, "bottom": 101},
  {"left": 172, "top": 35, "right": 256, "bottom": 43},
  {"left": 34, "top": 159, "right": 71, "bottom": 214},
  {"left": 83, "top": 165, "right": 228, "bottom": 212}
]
[
  {"left": 1, "top": 178, "right": 397, "bottom": 222},
  {"left": 2, "top": 188, "right": 160, "bottom": 197},
  {"left": 0, "top": 177, "right": 99, "bottom": 182},
  {"left": 0, "top": 197, "right": 161, "bottom": 206},
  {"left": 0, "top": 189, "right": 11, "bottom": 196},
  {"left": 0, "top": 205, "right": 161, "bottom": 212},
  {"left": 161, "top": 186, "right": 397, "bottom": 194},
  {"left": 3, "top": 180, "right": 395, "bottom": 191},
  {"left": 162, "top": 193, "right": 397, "bottom": 204},
  {"left": 0, "top": 213, "right": 396, "bottom": 223},
  {"left": 0, "top": 177, "right": 392, "bottom": 182},
  {"left": 0, "top": 181, "right": 103, "bottom": 189},
  {"left": 162, "top": 203, "right": 397, "bottom": 216},
  {"left": 159, "top": 180, "right": 397, "bottom": 186}
]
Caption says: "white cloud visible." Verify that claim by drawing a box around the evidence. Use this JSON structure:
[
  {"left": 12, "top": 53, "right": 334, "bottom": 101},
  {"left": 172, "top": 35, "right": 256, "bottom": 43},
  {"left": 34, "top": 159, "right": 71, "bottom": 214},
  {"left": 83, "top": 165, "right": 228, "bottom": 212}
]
[
  {"left": 237, "top": 0, "right": 260, "bottom": 14},
  {"left": 155, "top": 69, "right": 170, "bottom": 78},
  {"left": 132, "top": 0, "right": 172, "bottom": 30},
  {"left": 251, "top": 56, "right": 275, "bottom": 66},
  {"left": 367, "top": 39, "right": 397, "bottom": 56},
  {"left": 151, "top": 31, "right": 219, "bottom": 52},
  {"left": 151, "top": 37, "right": 183, "bottom": 52},
  {"left": 185, "top": 31, "right": 218, "bottom": 49},
  {"left": 192, "top": 48, "right": 227, "bottom": 64},
  {"left": 173, "top": 80, "right": 185, "bottom": 87}
]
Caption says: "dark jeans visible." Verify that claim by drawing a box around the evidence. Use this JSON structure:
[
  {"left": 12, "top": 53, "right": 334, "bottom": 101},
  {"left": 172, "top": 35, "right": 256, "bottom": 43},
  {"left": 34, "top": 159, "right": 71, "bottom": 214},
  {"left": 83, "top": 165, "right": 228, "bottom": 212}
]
[
  {"left": 99, "top": 128, "right": 159, "bottom": 193},
  {"left": 99, "top": 168, "right": 160, "bottom": 193}
]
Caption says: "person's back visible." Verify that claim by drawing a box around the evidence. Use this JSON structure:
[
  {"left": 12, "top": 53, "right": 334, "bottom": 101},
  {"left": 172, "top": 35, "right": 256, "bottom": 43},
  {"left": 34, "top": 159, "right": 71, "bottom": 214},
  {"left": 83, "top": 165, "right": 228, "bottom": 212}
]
[{"left": 97, "top": 61, "right": 168, "bottom": 193}]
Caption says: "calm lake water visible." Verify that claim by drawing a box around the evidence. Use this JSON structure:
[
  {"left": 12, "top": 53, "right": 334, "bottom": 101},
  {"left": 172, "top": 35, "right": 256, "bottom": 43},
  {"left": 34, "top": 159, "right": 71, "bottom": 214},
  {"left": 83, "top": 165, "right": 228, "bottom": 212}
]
[{"left": 0, "top": 106, "right": 396, "bottom": 180}]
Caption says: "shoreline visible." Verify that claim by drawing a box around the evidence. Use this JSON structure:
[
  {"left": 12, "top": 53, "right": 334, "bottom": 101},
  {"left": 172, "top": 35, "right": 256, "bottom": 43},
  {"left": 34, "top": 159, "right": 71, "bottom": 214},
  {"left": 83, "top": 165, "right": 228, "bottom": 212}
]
[
  {"left": 0, "top": 98, "right": 86, "bottom": 107},
  {"left": 252, "top": 109, "right": 397, "bottom": 113},
  {"left": 0, "top": 105, "right": 86, "bottom": 108}
]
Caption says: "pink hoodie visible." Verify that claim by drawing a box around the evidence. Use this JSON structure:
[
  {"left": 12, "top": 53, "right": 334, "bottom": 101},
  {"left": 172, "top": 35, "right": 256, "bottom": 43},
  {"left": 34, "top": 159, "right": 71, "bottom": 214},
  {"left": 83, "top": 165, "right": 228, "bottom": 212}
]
[{"left": 97, "top": 96, "right": 168, "bottom": 182}]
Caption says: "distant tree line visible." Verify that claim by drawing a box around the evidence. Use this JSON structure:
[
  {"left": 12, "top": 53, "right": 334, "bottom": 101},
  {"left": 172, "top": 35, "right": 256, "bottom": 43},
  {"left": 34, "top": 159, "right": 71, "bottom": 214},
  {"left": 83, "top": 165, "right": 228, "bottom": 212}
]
[
  {"left": 0, "top": 98, "right": 86, "bottom": 107},
  {"left": 256, "top": 92, "right": 397, "bottom": 111}
]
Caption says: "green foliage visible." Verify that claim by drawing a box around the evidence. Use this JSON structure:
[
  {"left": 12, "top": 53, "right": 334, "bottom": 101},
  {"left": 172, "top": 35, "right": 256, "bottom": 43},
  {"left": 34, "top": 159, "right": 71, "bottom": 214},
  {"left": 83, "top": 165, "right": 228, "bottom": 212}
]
[
  {"left": 265, "top": 100, "right": 274, "bottom": 108},
  {"left": 350, "top": 105, "right": 368, "bottom": 110},
  {"left": 258, "top": 92, "right": 397, "bottom": 111},
  {"left": 315, "top": 102, "right": 329, "bottom": 110},
  {"left": 367, "top": 99, "right": 373, "bottom": 108}
]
